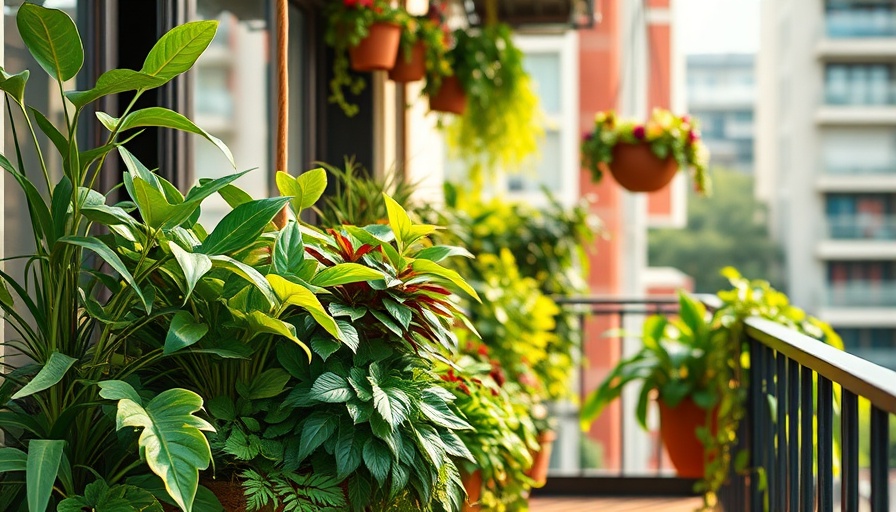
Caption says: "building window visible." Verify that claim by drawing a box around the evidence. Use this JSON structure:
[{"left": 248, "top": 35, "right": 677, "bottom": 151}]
[
  {"left": 825, "top": 63, "right": 895, "bottom": 106},
  {"left": 838, "top": 327, "right": 896, "bottom": 369},
  {"left": 827, "top": 260, "right": 896, "bottom": 306},
  {"left": 825, "top": 193, "right": 896, "bottom": 239},
  {"left": 826, "top": 0, "right": 896, "bottom": 38}
]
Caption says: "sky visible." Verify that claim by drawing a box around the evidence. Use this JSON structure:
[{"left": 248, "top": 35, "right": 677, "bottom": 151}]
[{"left": 675, "top": 0, "right": 761, "bottom": 55}]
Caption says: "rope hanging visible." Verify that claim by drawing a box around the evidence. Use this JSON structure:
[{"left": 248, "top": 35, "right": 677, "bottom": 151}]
[{"left": 274, "top": 0, "right": 290, "bottom": 229}]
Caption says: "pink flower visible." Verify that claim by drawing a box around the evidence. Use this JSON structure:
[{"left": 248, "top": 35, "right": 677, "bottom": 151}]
[
  {"left": 633, "top": 125, "right": 645, "bottom": 140},
  {"left": 688, "top": 129, "right": 699, "bottom": 144}
]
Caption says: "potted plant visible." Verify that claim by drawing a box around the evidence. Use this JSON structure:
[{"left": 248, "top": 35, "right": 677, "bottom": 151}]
[
  {"left": 581, "top": 269, "right": 844, "bottom": 509},
  {"left": 389, "top": 15, "right": 448, "bottom": 85},
  {"left": 440, "top": 24, "right": 542, "bottom": 174},
  {"left": 325, "top": 0, "right": 409, "bottom": 117},
  {"left": 0, "top": 5, "right": 239, "bottom": 511},
  {"left": 581, "top": 108, "right": 711, "bottom": 194}
]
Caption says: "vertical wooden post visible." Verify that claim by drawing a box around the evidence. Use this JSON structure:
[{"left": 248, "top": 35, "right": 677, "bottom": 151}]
[{"left": 274, "top": 0, "right": 290, "bottom": 229}]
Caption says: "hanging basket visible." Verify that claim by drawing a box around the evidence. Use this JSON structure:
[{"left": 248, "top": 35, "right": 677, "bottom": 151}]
[
  {"left": 429, "top": 75, "right": 467, "bottom": 115},
  {"left": 657, "top": 398, "right": 717, "bottom": 479},
  {"left": 526, "top": 430, "right": 557, "bottom": 487},
  {"left": 349, "top": 22, "right": 401, "bottom": 72},
  {"left": 602, "top": 142, "right": 679, "bottom": 193},
  {"left": 389, "top": 41, "right": 426, "bottom": 82}
]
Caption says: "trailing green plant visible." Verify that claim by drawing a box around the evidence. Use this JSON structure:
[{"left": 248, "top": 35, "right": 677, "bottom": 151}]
[
  {"left": 580, "top": 267, "right": 844, "bottom": 510},
  {"left": 325, "top": 0, "right": 409, "bottom": 117},
  {"left": 0, "top": 5, "right": 255, "bottom": 511},
  {"left": 409, "top": 16, "right": 451, "bottom": 98},
  {"left": 437, "top": 353, "right": 538, "bottom": 512},
  {"left": 442, "top": 24, "right": 543, "bottom": 178}
]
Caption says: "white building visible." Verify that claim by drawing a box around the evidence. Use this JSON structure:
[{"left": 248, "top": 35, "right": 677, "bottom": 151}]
[{"left": 757, "top": 0, "right": 896, "bottom": 369}]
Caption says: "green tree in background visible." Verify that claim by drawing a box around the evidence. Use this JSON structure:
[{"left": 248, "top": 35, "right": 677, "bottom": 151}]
[{"left": 648, "top": 168, "right": 782, "bottom": 293}]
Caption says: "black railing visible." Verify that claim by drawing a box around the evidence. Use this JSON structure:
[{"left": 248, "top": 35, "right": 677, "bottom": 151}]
[
  {"left": 535, "top": 297, "right": 896, "bottom": 510},
  {"left": 742, "top": 318, "right": 896, "bottom": 512}
]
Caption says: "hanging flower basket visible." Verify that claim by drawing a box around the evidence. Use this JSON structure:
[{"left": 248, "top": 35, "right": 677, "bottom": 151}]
[
  {"left": 389, "top": 40, "right": 426, "bottom": 82},
  {"left": 429, "top": 75, "right": 466, "bottom": 114},
  {"left": 582, "top": 109, "right": 711, "bottom": 195},
  {"left": 349, "top": 21, "right": 402, "bottom": 71},
  {"left": 658, "top": 397, "right": 717, "bottom": 479},
  {"left": 602, "top": 142, "right": 679, "bottom": 193}
]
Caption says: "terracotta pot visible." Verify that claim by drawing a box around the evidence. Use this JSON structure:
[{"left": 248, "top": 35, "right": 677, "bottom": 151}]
[
  {"left": 389, "top": 41, "right": 426, "bottom": 82},
  {"left": 526, "top": 430, "right": 557, "bottom": 487},
  {"left": 600, "top": 142, "right": 679, "bottom": 192},
  {"left": 429, "top": 75, "right": 466, "bottom": 115},
  {"left": 349, "top": 22, "right": 401, "bottom": 72},
  {"left": 461, "top": 469, "right": 482, "bottom": 512},
  {"left": 658, "top": 397, "right": 717, "bottom": 479}
]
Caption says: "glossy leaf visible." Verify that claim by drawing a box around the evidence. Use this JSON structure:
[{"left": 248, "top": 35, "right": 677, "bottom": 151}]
[
  {"left": 26, "top": 439, "right": 65, "bottom": 512},
  {"left": 61, "top": 236, "right": 151, "bottom": 313},
  {"left": 243, "top": 369, "right": 291, "bottom": 400},
  {"left": 246, "top": 311, "right": 309, "bottom": 359},
  {"left": 310, "top": 372, "right": 353, "bottom": 403},
  {"left": 168, "top": 242, "right": 212, "bottom": 303},
  {"left": 66, "top": 69, "right": 166, "bottom": 107},
  {"left": 310, "top": 263, "right": 384, "bottom": 287},
  {"left": 200, "top": 197, "right": 289, "bottom": 255},
  {"left": 163, "top": 311, "right": 208, "bottom": 355},
  {"left": 12, "top": 351, "right": 77, "bottom": 400},
  {"left": 335, "top": 428, "right": 362, "bottom": 479},
  {"left": 272, "top": 221, "right": 304, "bottom": 276},
  {"left": 210, "top": 256, "right": 276, "bottom": 308},
  {"left": 414, "top": 245, "right": 474, "bottom": 263},
  {"left": 410, "top": 259, "right": 480, "bottom": 302},
  {"left": 297, "top": 412, "right": 338, "bottom": 463},
  {"left": 0, "top": 68, "right": 29, "bottom": 105},
  {"left": 17, "top": 4, "right": 83, "bottom": 82},
  {"left": 99, "top": 381, "right": 214, "bottom": 512},
  {"left": 362, "top": 438, "right": 391, "bottom": 485},
  {"left": 265, "top": 274, "right": 340, "bottom": 339},
  {"left": 142, "top": 21, "right": 217, "bottom": 81},
  {"left": 382, "top": 193, "right": 410, "bottom": 246},
  {"left": 0, "top": 447, "right": 27, "bottom": 473}
]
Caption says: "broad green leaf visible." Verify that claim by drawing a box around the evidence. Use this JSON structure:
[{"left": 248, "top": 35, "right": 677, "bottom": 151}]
[
  {"left": 295, "top": 168, "right": 327, "bottom": 210},
  {"left": 107, "top": 107, "right": 233, "bottom": 166},
  {"left": 410, "top": 259, "right": 480, "bottom": 302},
  {"left": 49, "top": 176, "right": 72, "bottom": 242},
  {"left": 26, "top": 440, "right": 64, "bottom": 512},
  {"left": 200, "top": 197, "right": 289, "bottom": 255},
  {"left": 61, "top": 236, "right": 151, "bottom": 313},
  {"left": 311, "top": 263, "right": 385, "bottom": 287},
  {"left": 362, "top": 438, "right": 391, "bottom": 485},
  {"left": 328, "top": 303, "right": 367, "bottom": 322},
  {"left": 310, "top": 336, "right": 342, "bottom": 361},
  {"left": 131, "top": 177, "right": 177, "bottom": 229},
  {"left": 164, "top": 311, "right": 208, "bottom": 355},
  {"left": 335, "top": 320, "right": 360, "bottom": 352},
  {"left": 371, "top": 384, "right": 396, "bottom": 429},
  {"left": 81, "top": 203, "right": 137, "bottom": 227},
  {"left": 33, "top": 107, "right": 68, "bottom": 159},
  {"left": 335, "top": 428, "right": 361, "bottom": 479},
  {"left": 243, "top": 369, "right": 291, "bottom": 400},
  {"left": 311, "top": 372, "right": 353, "bottom": 403},
  {"left": 142, "top": 21, "right": 218, "bottom": 80},
  {"left": 415, "top": 245, "right": 475, "bottom": 262},
  {"left": 382, "top": 193, "right": 410, "bottom": 246},
  {"left": 382, "top": 298, "right": 412, "bottom": 330},
  {"left": 265, "top": 274, "right": 340, "bottom": 339},
  {"left": 297, "top": 412, "right": 338, "bottom": 462},
  {"left": 17, "top": 4, "right": 83, "bottom": 82},
  {"left": 99, "top": 383, "right": 214, "bottom": 512},
  {"left": 246, "top": 311, "right": 311, "bottom": 360},
  {"left": 0, "top": 447, "right": 27, "bottom": 473},
  {"left": 272, "top": 221, "right": 304, "bottom": 276},
  {"left": 439, "top": 430, "right": 474, "bottom": 462},
  {"left": 12, "top": 351, "right": 77, "bottom": 400},
  {"left": 209, "top": 255, "right": 276, "bottom": 308},
  {"left": 66, "top": 69, "right": 166, "bottom": 107},
  {"left": 0, "top": 68, "right": 29, "bottom": 105},
  {"left": 275, "top": 172, "right": 303, "bottom": 215},
  {"left": 418, "top": 394, "right": 471, "bottom": 431},
  {"left": 96, "top": 380, "right": 142, "bottom": 404},
  {"left": 168, "top": 242, "right": 212, "bottom": 303},
  {"left": 201, "top": 180, "right": 252, "bottom": 209}
]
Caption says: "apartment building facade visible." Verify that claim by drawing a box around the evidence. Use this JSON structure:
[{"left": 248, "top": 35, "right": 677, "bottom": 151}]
[{"left": 757, "top": 0, "right": 896, "bottom": 369}]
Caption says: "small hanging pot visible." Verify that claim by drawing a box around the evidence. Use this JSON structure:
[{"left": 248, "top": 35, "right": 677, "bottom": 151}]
[
  {"left": 602, "top": 142, "right": 679, "bottom": 192},
  {"left": 429, "top": 75, "right": 466, "bottom": 115},
  {"left": 349, "top": 22, "right": 401, "bottom": 72},
  {"left": 389, "top": 41, "right": 426, "bottom": 82}
]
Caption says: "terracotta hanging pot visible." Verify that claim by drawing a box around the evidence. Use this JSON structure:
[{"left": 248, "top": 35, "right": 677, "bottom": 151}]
[
  {"left": 601, "top": 142, "right": 679, "bottom": 192},
  {"left": 461, "top": 469, "right": 483, "bottom": 512},
  {"left": 349, "top": 22, "right": 401, "bottom": 72},
  {"left": 389, "top": 41, "right": 426, "bottom": 82},
  {"left": 429, "top": 75, "right": 466, "bottom": 115},
  {"left": 526, "top": 430, "right": 557, "bottom": 487},
  {"left": 657, "top": 397, "right": 717, "bottom": 479}
]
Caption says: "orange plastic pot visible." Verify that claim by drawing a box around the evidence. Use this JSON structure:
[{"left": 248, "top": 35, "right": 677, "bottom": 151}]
[
  {"left": 349, "top": 22, "right": 401, "bottom": 72},
  {"left": 429, "top": 75, "right": 466, "bottom": 115},
  {"left": 602, "top": 142, "right": 679, "bottom": 192},
  {"left": 461, "top": 469, "right": 482, "bottom": 512},
  {"left": 389, "top": 41, "right": 426, "bottom": 82},
  {"left": 657, "top": 397, "right": 717, "bottom": 479},
  {"left": 526, "top": 430, "right": 557, "bottom": 487}
]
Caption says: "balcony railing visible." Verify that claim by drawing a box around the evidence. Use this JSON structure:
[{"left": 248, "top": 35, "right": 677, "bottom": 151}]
[
  {"left": 826, "top": 281, "right": 896, "bottom": 306},
  {"left": 824, "top": 164, "right": 896, "bottom": 175},
  {"left": 825, "top": 214, "right": 896, "bottom": 239},
  {"left": 538, "top": 297, "right": 896, "bottom": 511}
]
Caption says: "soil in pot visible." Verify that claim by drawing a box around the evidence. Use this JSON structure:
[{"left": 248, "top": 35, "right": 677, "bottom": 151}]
[
  {"left": 658, "top": 397, "right": 717, "bottom": 479},
  {"left": 526, "top": 430, "right": 557, "bottom": 487},
  {"left": 389, "top": 41, "right": 426, "bottom": 82},
  {"left": 349, "top": 22, "right": 401, "bottom": 72},
  {"left": 429, "top": 75, "right": 466, "bottom": 115},
  {"left": 602, "top": 142, "right": 679, "bottom": 193}
]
